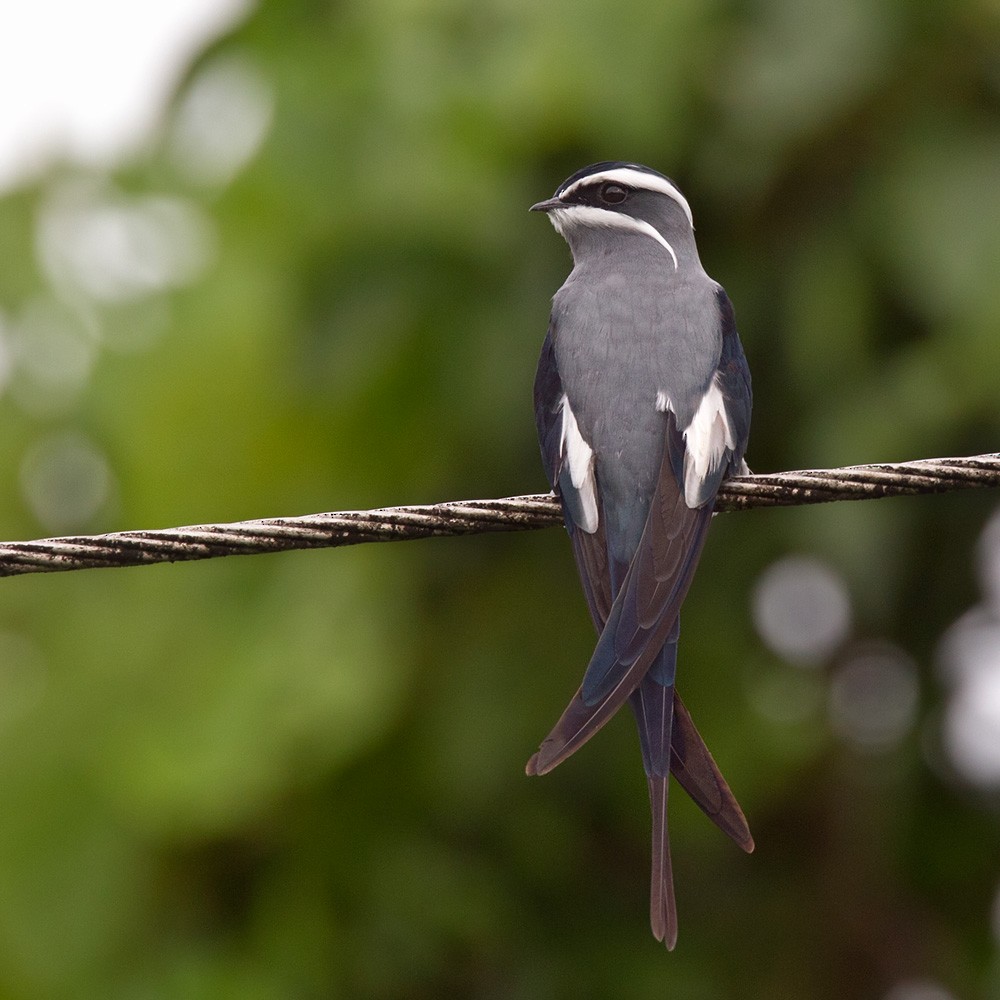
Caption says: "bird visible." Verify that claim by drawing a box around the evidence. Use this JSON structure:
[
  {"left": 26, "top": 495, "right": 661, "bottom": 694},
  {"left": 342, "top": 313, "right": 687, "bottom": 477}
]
[{"left": 528, "top": 162, "right": 754, "bottom": 949}]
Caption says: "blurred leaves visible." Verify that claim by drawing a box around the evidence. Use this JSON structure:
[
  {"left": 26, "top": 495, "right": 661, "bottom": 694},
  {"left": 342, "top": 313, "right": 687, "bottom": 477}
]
[{"left": 1, "top": 0, "right": 1000, "bottom": 998}]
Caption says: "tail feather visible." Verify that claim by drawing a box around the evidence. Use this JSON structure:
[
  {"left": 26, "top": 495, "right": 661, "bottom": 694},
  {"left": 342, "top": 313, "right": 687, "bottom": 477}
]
[
  {"left": 671, "top": 693, "right": 754, "bottom": 853},
  {"left": 629, "top": 655, "right": 678, "bottom": 947},
  {"left": 526, "top": 592, "right": 668, "bottom": 776},
  {"left": 647, "top": 773, "right": 677, "bottom": 949}
]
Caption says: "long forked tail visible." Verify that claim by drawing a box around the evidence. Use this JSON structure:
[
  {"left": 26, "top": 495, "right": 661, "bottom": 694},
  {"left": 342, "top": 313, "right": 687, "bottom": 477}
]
[
  {"left": 647, "top": 773, "right": 677, "bottom": 948},
  {"left": 629, "top": 653, "right": 679, "bottom": 947},
  {"left": 671, "top": 693, "right": 755, "bottom": 853}
]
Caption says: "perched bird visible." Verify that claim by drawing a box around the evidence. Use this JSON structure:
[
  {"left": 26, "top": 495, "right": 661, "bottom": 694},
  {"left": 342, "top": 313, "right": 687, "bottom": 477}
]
[{"left": 528, "top": 162, "right": 754, "bottom": 949}]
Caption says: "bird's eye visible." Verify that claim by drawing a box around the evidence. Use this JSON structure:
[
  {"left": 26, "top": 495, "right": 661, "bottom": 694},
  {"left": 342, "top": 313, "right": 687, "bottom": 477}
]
[{"left": 599, "top": 183, "right": 628, "bottom": 204}]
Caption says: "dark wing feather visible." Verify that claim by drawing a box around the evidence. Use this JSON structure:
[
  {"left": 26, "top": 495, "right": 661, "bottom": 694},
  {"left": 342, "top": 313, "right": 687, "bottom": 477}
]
[
  {"left": 571, "top": 525, "right": 613, "bottom": 629},
  {"left": 531, "top": 312, "right": 753, "bottom": 852},
  {"left": 535, "top": 324, "right": 612, "bottom": 628},
  {"left": 714, "top": 287, "right": 752, "bottom": 480},
  {"left": 533, "top": 325, "right": 564, "bottom": 490},
  {"left": 528, "top": 414, "right": 713, "bottom": 775},
  {"left": 579, "top": 415, "right": 712, "bottom": 706}
]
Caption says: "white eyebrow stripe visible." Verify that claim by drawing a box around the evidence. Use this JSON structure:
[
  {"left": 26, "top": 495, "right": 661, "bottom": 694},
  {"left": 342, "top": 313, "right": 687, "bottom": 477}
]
[
  {"left": 550, "top": 205, "right": 679, "bottom": 270},
  {"left": 558, "top": 167, "right": 694, "bottom": 228}
]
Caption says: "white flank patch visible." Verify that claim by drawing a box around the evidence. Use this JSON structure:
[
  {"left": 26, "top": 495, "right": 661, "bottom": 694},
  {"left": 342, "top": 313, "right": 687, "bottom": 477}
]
[
  {"left": 550, "top": 205, "right": 678, "bottom": 270},
  {"left": 680, "top": 375, "right": 736, "bottom": 508},
  {"left": 655, "top": 389, "right": 671, "bottom": 412},
  {"left": 559, "top": 394, "right": 599, "bottom": 532},
  {"left": 557, "top": 167, "right": 694, "bottom": 229}
]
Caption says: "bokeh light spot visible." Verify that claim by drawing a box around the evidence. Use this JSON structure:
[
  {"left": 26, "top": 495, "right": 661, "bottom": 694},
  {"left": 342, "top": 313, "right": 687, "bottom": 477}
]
[
  {"left": 978, "top": 506, "right": 1000, "bottom": 615},
  {"left": 938, "top": 587, "right": 1000, "bottom": 787},
  {"left": 752, "top": 555, "right": 852, "bottom": 665},
  {"left": 883, "top": 980, "right": 955, "bottom": 1000},
  {"left": 37, "top": 180, "right": 215, "bottom": 303},
  {"left": 168, "top": 53, "right": 274, "bottom": 187},
  {"left": 829, "top": 644, "right": 920, "bottom": 752},
  {"left": 943, "top": 666, "right": 1000, "bottom": 786},
  {"left": 18, "top": 431, "right": 116, "bottom": 533},
  {"left": 8, "top": 298, "right": 97, "bottom": 414}
]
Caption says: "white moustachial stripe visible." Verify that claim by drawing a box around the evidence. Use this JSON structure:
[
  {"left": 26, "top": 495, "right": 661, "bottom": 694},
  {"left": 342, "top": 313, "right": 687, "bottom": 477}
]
[
  {"left": 559, "top": 393, "right": 599, "bottom": 533},
  {"left": 679, "top": 375, "right": 735, "bottom": 508},
  {"left": 551, "top": 206, "right": 679, "bottom": 270}
]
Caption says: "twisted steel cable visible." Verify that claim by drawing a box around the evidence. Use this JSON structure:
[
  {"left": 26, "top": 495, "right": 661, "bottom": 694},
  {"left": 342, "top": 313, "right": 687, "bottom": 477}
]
[{"left": 1, "top": 453, "right": 998, "bottom": 578}]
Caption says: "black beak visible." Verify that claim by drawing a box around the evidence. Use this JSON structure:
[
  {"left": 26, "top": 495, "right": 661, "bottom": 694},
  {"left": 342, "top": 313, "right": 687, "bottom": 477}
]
[{"left": 529, "top": 197, "right": 562, "bottom": 213}]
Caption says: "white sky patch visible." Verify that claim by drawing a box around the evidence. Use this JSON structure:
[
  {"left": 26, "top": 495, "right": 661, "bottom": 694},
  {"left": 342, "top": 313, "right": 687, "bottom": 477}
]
[{"left": 0, "top": 0, "right": 253, "bottom": 192}]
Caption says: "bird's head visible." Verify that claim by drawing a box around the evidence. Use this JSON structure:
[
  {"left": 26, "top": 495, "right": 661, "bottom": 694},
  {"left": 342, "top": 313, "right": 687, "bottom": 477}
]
[{"left": 531, "top": 161, "right": 696, "bottom": 271}]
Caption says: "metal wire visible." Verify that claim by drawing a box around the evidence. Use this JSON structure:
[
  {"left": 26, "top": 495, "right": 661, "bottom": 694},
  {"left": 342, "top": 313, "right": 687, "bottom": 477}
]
[{"left": 1, "top": 453, "right": 998, "bottom": 578}]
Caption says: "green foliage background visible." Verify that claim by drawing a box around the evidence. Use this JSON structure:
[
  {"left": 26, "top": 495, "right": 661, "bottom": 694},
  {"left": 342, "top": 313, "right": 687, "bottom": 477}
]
[{"left": 1, "top": 1, "right": 1000, "bottom": 997}]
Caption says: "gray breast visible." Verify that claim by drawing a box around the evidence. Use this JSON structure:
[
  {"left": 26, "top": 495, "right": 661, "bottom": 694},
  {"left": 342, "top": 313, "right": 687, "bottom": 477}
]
[{"left": 551, "top": 242, "right": 722, "bottom": 558}]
